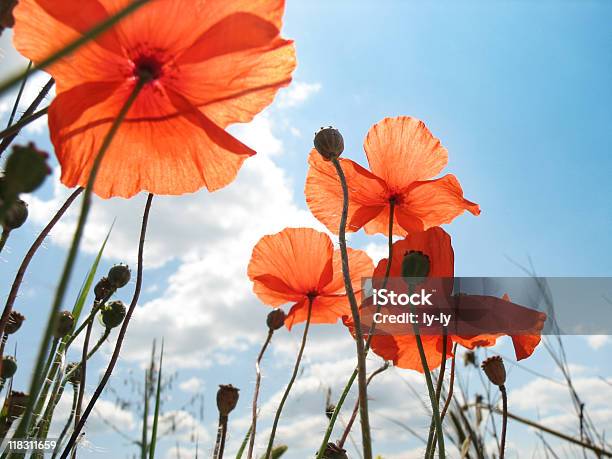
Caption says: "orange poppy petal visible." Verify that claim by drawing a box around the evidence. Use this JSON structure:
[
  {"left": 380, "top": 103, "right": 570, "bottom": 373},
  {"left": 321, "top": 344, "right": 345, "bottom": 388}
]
[
  {"left": 370, "top": 334, "right": 450, "bottom": 373},
  {"left": 286, "top": 296, "right": 354, "bottom": 330},
  {"left": 364, "top": 116, "right": 448, "bottom": 191},
  {"left": 305, "top": 150, "right": 387, "bottom": 234},
  {"left": 452, "top": 334, "right": 500, "bottom": 350},
  {"left": 397, "top": 174, "right": 481, "bottom": 232},
  {"left": 321, "top": 248, "right": 374, "bottom": 296},
  {"left": 511, "top": 335, "right": 542, "bottom": 360},
  {"left": 373, "top": 227, "right": 455, "bottom": 279},
  {"left": 248, "top": 227, "right": 334, "bottom": 305}
]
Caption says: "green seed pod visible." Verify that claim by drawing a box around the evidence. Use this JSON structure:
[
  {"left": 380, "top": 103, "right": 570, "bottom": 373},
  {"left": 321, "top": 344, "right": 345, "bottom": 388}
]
[
  {"left": 107, "top": 264, "right": 131, "bottom": 289},
  {"left": 3, "top": 143, "right": 50, "bottom": 195},
  {"left": 1, "top": 356, "right": 17, "bottom": 379},
  {"left": 401, "top": 250, "right": 431, "bottom": 283},
  {"left": 53, "top": 311, "right": 74, "bottom": 339},
  {"left": 94, "top": 276, "right": 114, "bottom": 302},
  {"left": 271, "top": 445, "right": 288, "bottom": 458},
  {"left": 100, "top": 300, "right": 126, "bottom": 329},
  {"left": 314, "top": 126, "right": 344, "bottom": 161},
  {"left": 3, "top": 199, "right": 28, "bottom": 230}
]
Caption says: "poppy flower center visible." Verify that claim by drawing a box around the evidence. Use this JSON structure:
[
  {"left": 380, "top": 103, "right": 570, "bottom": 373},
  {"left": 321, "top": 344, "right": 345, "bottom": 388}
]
[
  {"left": 307, "top": 290, "right": 319, "bottom": 300},
  {"left": 388, "top": 193, "right": 403, "bottom": 205},
  {"left": 133, "top": 55, "right": 163, "bottom": 81}
]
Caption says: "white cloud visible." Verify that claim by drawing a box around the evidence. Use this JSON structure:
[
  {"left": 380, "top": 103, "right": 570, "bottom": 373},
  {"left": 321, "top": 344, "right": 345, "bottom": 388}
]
[
  {"left": 586, "top": 335, "right": 610, "bottom": 350},
  {"left": 179, "top": 377, "right": 205, "bottom": 394},
  {"left": 276, "top": 81, "right": 322, "bottom": 108}
]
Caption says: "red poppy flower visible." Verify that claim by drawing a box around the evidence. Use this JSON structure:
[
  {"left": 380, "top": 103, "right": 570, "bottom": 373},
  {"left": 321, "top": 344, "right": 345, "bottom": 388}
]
[
  {"left": 12, "top": 0, "right": 296, "bottom": 198},
  {"left": 344, "top": 227, "right": 545, "bottom": 372},
  {"left": 248, "top": 227, "right": 374, "bottom": 329},
  {"left": 306, "top": 116, "right": 480, "bottom": 235}
]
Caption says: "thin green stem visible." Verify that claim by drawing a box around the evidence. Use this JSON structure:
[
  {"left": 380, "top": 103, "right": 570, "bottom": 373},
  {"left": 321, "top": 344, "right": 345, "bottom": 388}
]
[
  {"left": 235, "top": 426, "right": 252, "bottom": 459},
  {"left": 247, "top": 330, "right": 273, "bottom": 459},
  {"left": 330, "top": 157, "right": 372, "bottom": 459},
  {"left": 500, "top": 385, "right": 507, "bottom": 459},
  {"left": 51, "top": 384, "right": 78, "bottom": 459},
  {"left": 9, "top": 78, "right": 146, "bottom": 455},
  {"left": 30, "top": 338, "right": 59, "bottom": 431},
  {"left": 0, "top": 107, "right": 49, "bottom": 141},
  {"left": 425, "top": 331, "right": 448, "bottom": 456},
  {"left": 6, "top": 61, "right": 33, "bottom": 128},
  {"left": 264, "top": 298, "right": 313, "bottom": 458}
]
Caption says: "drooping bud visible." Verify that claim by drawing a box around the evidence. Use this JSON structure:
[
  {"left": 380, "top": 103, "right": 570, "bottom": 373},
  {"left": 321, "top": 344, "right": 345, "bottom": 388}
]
[
  {"left": 94, "top": 277, "right": 114, "bottom": 302},
  {"left": 266, "top": 308, "right": 286, "bottom": 331},
  {"left": 3, "top": 143, "right": 51, "bottom": 196},
  {"left": 107, "top": 263, "right": 131, "bottom": 289},
  {"left": 5, "top": 311, "right": 25, "bottom": 335},
  {"left": 216, "top": 384, "right": 239, "bottom": 417},
  {"left": 53, "top": 311, "right": 74, "bottom": 339},
  {"left": 1, "top": 356, "right": 17, "bottom": 379},
  {"left": 322, "top": 443, "right": 348, "bottom": 459},
  {"left": 481, "top": 355, "right": 507, "bottom": 386},
  {"left": 4, "top": 391, "right": 28, "bottom": 420},
  {"left": 401, "top": 250, "right": 430, "bottom": 284},
  {"left": 100, "top": 300, "right": 126, "bottom": 329},
  {"left": 2, "top": 199, "right": 28, "bottom": 230},
  {"left": 314, "top": 126, "right": 344, "bottom": 161},
  {"left": 66, "top": 362, "right": 82, "bottom": 386},
  {"left": 270, "top": 445, "right": 288, "bottom": 458}
]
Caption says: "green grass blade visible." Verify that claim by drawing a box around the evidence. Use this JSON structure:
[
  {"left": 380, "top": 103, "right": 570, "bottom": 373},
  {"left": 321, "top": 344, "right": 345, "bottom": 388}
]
[{"left": 149, "top": 340, "right": 164, "bottom": 459}]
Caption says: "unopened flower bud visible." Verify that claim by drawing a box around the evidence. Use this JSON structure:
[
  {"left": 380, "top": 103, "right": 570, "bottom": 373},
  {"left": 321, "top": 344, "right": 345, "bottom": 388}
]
[
  {"left": 3, "top": 143, "right": 50, "bottom": 196},
  {"left": 66, "top": 362, "right": 82, "bottom": 386},
  {"left": 1, "top": 356, "right": 17, "bottom": 379},
  {"left": 4, "top": 391, "right": 28, "bottom": 420},
  {"left": 216, "top": 384, "right": 239, "bottom": 417},
  {"left": 266, "top": 308, "right": 286, "bottom": 331},
  {"left": 5, "top": 311, "right": 25, "bottom": 335},
  {"left": 3, "top": 199, "right": 28, "bottom": 230},
  {"left": 481, "top": 355, "right": 506, "bottom": 386},
  {"left": 100, "top": 300, "right": 126, "bottom": 329},
  {"left": 108, "top": 263, "right": 131, "bottom": 289},
  {"left": 53, "top": 311, "right": 74, "bottom": 339},
  {"left": 314, "top": 126, "right": 344, "bottom": 160},
  {"left": 94, "top": 277, "right": 114, "bottom": 301},
  {"left": 270, "top": 445, "right": 288, "bottom": 458},
  {"left": 323, "top": 443, "right": 348, "bottom": 459},
  {"left": 401, "top": 250, "right": 430, "bottom": 281}
]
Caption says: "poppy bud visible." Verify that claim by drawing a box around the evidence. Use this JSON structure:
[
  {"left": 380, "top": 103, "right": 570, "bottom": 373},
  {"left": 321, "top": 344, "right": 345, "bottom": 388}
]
[
  {"left": 5, "top": 311, "right": 25, "bottom": 335},
  {"left": 216, "top": 384, "right": 239, "bottom": 417},
  {"left": 3, "top": 199, "right": 28, "bottom": 230},
  {"left": 314, "top": 126, "right": 344, "bottom": 161},
  {"left": 3, "top": 143, "right": 50, "bottom": 196},
  {"left": 94, "top": 277, "right": 114, "bottom": 301},
  {"left": 266, "top": 308, "right": 286, "bottom": 331},
  {"left": 270, "top": 445, "right": 288, "bottom": 458},
  {"left": 323, "top": 443, "right": 348, "bottom": 459},
  {"left": 401, "top": 250, "right": 430, "bottom": 282},
  {"left": 66, "top": 362, "right": 82, "bottom": 386},
  {"left": 53, "top": 311, "right": 74, "bottom": 339},
  {"left": 4, "top": 391, "right": 28, "bottom": 420},
  {"left": 1, "top": 356, "right": 17, "bottom": 379},
  {"left": 100, "top": 300, "right": 127, "bottom": 329},
  {"left": 481, "top": 355, "right": 506, "bottom": 387},
  {"left": 0, "top": 0, "right": 18, "bottom": 34},
  {"left": 108, "top": 263, "right": 131, "bottom": 289},
  {"left": 463, "top": 350, "right": 476, "bottom": 367}
]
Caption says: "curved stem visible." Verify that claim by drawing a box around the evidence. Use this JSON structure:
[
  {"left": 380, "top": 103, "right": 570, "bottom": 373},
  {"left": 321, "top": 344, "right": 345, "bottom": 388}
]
[
  {"left": 500, "top": 385, "right": 507, "bottom": 459},
  {"left": 59, "top": 193, "right": 154, "bottom": 459},
  {"left": 6, "top": 61, "right": 33, "bottom": 129},
  {"left": 13, "top": 79, "right": 146, "bottom": 450},
  {"left": 51, "top": 384, "right": 78, "bottom": 459},
  {"left": 0, "top": 107, "right": 49, "bottom": 142},
  {"left": 264, "top": 297, "right": 313, "bottom": 458},
  {"left": 0, "top": 230, "right": 9, "bottom": 254},
  {"left": 330, "top": 157, "right": 372, "bottom": 459},
  {"left": 247, "top": 330, "right": 273, "bottom": 459},
  {"left": 425, "top": 331, "right": 448, "bottom": 456},
  {"left": 315, "top": 201, "right": 395, "bottom": 458}
]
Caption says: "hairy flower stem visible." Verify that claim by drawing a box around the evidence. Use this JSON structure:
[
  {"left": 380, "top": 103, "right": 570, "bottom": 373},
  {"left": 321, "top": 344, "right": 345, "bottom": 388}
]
[
  {"left": 264, "top": 298, "right": 313, "bottom": 458},
  {"left": 9, "top": 80, "right": 147, "bottom": 456},
  {"left": 0, "top": 107, "right": 49, "bottom": 142},
  {"left": 213, "top": 414, "right": 228, "bottom": 459},
  {"left": 429, "top": 343, "right": 457, "bottom": 459},
  {"left": 51, "top": 384, "right": 78, "bottom": 459},
  {"left": 60, "top": 193, "right": 153, "bottom": 459},
  {"left": 425, "top": 331, "right": 448, "bottom": 455},
  {"left": 500, "top": 384, "right": 508, "bottom": 459},
  {"left": 0, "top": 188, "right": 83, "bottom": 349},
  {"left": 30, "top": 338, "right": 60, "bottom": 429},
  {"left": 247, "top": 330, "right": 273, "bottom": 459},
  {"left": 5, "top": 61, "right": 33, "bottom": 129},
  {"left": 315, "top": 203, "right": 395, "bottom": 458},
  {"left": 330, "top": 157, "right": 372, "bottom": 459}
]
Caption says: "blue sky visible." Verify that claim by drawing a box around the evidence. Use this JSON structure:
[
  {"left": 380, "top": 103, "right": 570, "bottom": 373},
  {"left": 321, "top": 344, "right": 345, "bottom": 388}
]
[{"left": 1, "top": 1, "right": 611, "bottom": 458}]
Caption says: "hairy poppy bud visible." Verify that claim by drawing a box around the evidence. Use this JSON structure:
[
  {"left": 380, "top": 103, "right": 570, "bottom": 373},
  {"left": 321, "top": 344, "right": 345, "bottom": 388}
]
[
  {"left": 3, "top": 143, "right": 50, "bottom": 196},
  {"left": 1, "top": 356, "right": 17, "bottom": 379},
  {"left": 4, "top": 391, "right": 28, "bottom": 420},
  {"left": 323, "top": 443, "right": 348, "bottom": 459},
  {"left": 5, "top": 311, "right": 25, "bottom": 335},
  {"left": 481, "top": 355, "right": 506, "bottom": 386},
  {"left": 66, "top": 362, "right": 82, "bottom": 386},
  {"left": 53, "top": 311, "right": 74, "bottom": 339},
  {"left": 3, "top": 199, "right": 28, "bottom": 230},
  {"left": 101, "top": 300, "right": 126, "bottom": 329},
  {"left": 216, "top": 384, "right": 239, "bottom": 417},
  {"left": 401, "top": 250, "right": 430, "bottom": 282},
  {"left": 463, "top": 350, "right": 476, "bottom": 367},
  {"left": 94, "top": 277, "right": 114, "bottom": 301},
  {"left": 108, "top": 263, "right": 131, "bottom": 289},
  {"left": 266, "top": 308, "right": 286, "bottom": 331},
  {"left": 270, "top": 445, "right": 288, "bottom": 458},
  {"left": 314, "top": 126, "right": 344, "bottom": 160}
]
